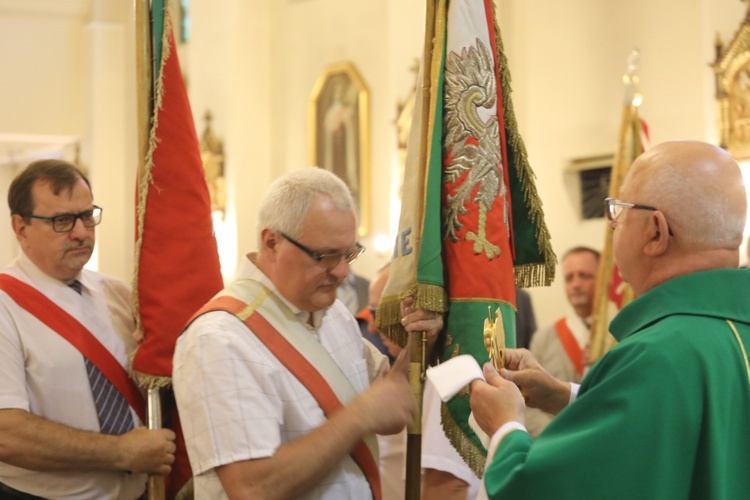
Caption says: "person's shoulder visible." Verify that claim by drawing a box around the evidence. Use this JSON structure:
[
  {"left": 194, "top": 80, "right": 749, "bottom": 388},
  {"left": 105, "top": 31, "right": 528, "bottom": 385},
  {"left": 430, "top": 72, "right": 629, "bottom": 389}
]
[
  {"left": 533, "top": 320, "right": 558, "bottom": 340},
  {"left": 0, "top": 268, "right": 17, "bottom": 296},
  {"left": 528, "top": 320, "right": 559, "bottom": 353},
  {"left": 597, "top": 319, "right": 693, "bottom": 374},
  {"left": 183, "top": 307, "right": 244, "bottom": 338},
  {"left": 0, "top": 264, "right": 29, "bottom": 290},
  {"left": 83, "top": 269, "right": 129, "bottom": 290}
]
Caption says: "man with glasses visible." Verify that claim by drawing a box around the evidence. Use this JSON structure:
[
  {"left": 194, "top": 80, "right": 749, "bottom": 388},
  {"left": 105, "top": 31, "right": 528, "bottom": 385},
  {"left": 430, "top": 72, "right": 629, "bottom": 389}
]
[
  {"left": 469, "top": 140, "right": 750, "bottom": 499},
  {"left": 0, "top": 160, "right": 176, "bottom": 499},
  {"left": 173, "top": 167, "right": 442, "bottom": 499}
]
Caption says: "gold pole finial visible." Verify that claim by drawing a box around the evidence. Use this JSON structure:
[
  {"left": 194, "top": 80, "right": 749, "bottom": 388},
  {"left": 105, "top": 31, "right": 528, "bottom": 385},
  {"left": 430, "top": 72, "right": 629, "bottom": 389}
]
[{"left": 623, "top": 48, "right": 643, "bottom": 107}]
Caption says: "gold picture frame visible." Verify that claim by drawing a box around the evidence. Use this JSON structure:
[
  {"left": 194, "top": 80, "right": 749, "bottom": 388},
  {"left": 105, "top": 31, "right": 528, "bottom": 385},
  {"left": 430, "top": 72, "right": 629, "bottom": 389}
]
[
  {"left": 308, "top": 61, "right": 370, "bottom": 236},
  {"left": 713, "top": 5, "right": 750, "bottom": 160}
]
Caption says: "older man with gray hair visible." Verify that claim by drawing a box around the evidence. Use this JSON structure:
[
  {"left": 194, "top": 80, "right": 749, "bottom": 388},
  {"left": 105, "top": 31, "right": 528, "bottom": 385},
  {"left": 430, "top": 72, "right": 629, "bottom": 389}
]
[
  {"left": 174, "top": 167, "right": 441, "bottom": 499},
  {"left": 470, "top": 140, "right": 750, "bottom": 499}
]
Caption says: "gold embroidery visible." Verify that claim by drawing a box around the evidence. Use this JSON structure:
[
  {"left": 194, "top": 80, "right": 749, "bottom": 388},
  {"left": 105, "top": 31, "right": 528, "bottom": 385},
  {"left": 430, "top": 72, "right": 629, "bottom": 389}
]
[{"left": 443, "top": 38, "right": 506, "bottom": 260}]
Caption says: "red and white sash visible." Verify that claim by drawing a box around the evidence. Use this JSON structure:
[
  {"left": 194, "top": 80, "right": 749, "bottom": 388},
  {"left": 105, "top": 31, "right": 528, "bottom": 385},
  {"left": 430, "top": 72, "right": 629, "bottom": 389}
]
[
  {"left": 554, "top": 317, "right": 584, "bottom": 377},
  {"left": 0, "top": 274, "right": 146, "bottom": 422},
  {"left": 187, "top": 279, "right": 382, "bottom": 500}
]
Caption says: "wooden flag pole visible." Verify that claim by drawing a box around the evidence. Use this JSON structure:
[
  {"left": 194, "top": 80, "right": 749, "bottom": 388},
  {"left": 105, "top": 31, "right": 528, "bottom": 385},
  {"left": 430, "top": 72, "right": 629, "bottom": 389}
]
[
  {"left": 404, "top": 1, "right": 438, "bottom": 498},
  {"left": 589, "top": 51, "right": 642, "bottom": 363},
  {"left": 135, "top": 1, "right": 164, "bottom": 499},
  {"left": 135, "top": 0, "right": 152, "bottom": 176},
  {"left": 405, "top": 332, "right": 426, "bottom": 499}
]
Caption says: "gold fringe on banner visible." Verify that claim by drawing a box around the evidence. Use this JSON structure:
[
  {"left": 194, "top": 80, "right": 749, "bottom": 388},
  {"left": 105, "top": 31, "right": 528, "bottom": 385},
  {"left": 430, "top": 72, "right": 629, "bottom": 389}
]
[
  {"left": 514, "top": 262, "right": 554, "bottom": 289},
  {"left": 441, "top": 402, "right": 485, "bottom": 477},
  {"left": 376, "top": 283, "right": 448, "bottom": 348},
  {"left": 128, "top": 353, "right": 173, "bottom": 390},
  {"left": 490, "top": 0, "right": 557, "bottom": 288},
  {"left": 130, "top": 7, "right": 173, "bottom": 390},
  {"left": 438, "top": 338, "right": 484, "bottom": 476}
]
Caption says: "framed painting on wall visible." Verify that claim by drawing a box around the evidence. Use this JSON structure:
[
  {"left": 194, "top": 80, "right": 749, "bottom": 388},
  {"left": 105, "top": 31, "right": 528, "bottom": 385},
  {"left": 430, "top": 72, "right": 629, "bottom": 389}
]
[{"left": 308, "top": 61, "right": 370, "bottom": 236}]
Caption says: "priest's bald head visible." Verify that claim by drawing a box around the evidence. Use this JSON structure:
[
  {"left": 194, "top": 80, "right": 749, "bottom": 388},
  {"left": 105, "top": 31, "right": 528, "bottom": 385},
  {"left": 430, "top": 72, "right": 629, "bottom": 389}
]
[{"left": 608, "top": 140, "right": 746, "bottom": 296}]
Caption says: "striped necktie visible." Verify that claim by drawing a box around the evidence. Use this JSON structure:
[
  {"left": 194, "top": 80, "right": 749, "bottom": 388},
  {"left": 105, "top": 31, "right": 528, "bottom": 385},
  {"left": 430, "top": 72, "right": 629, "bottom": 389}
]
[{"left": 69, "top": 280, "right": 134, "bottom": 435}]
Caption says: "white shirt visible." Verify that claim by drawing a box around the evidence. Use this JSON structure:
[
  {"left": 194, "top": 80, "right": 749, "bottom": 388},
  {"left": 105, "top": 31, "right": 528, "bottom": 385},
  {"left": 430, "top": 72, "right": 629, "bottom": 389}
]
[
  {"left": 173, "top": 255, "right": 387, "bottom": 499},
  {"left": 0, "top": 253, "right": 144, "bottom": 499}
]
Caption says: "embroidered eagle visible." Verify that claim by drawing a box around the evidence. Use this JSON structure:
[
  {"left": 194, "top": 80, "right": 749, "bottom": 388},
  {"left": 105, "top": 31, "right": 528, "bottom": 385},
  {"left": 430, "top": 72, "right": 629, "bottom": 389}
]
[{"left": 442, "top": 38, "right": 509, "bottom": 260}]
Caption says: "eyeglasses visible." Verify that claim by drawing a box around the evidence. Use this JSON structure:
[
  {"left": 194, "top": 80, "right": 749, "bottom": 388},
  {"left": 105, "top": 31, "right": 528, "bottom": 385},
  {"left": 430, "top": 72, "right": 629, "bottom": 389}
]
[
  {"left": 605, "top": 197, "right": 673, "bottom": 235},
  {"left": 279, "top": 231, "right": 365, "bottom": 268},
  {"left": 22, "top": 206, "right": 103, "bottom": 233},
  {"left": 604, "top": 198, "right": 659, "bottom": 222}
]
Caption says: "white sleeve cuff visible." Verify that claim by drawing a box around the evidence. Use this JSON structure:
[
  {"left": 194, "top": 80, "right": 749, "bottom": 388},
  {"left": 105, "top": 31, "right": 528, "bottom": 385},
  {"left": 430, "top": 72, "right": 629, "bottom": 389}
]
[
  {"left": 485, "top": 421, "right": 527, "bottom": 466},
  {"left": 569, "top": 383, "right": 580, "bottom": 404}
]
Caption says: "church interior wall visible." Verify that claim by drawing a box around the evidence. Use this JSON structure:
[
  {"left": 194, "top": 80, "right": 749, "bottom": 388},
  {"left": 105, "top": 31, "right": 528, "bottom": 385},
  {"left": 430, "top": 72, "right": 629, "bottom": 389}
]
[{"left": 0, "top": 0, "right": 747, "bottom": 330}]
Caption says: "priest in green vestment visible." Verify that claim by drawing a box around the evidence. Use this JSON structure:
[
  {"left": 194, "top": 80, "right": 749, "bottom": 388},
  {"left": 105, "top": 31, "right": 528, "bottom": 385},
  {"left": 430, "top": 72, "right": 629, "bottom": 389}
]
[{"left": 470, "top": 140, "right": 750, "bottom": 499}]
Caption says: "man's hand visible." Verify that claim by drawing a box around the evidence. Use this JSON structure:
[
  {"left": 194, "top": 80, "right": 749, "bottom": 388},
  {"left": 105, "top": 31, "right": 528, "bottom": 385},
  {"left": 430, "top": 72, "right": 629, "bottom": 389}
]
[
  {"left": 470, "top": 363, "right": 525, "bottom": 436},
  {"left": 350, "top": 346, "right": 416, "bottom": 435},
  {"left": 132, "top": 329, "right": 144, "bottom": 344},
  {"left": 501, "top": 348, "right": 572, "bottom": 415},
  {"left": 116, "top": 427, "right": 176, "bottom": 475},
  {"left": 400, "top": 296, "right": 443, "bottom": 354}
]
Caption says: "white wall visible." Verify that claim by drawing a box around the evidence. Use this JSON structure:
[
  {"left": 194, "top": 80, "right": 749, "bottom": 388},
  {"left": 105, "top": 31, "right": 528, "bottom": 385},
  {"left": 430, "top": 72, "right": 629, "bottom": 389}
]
[
  {"left": 1, "top": 0, "right": 748, "bottom": 329},
  {"left": 498, "top": 0, "right": 747, "bottom": 327},
  {"left": 0, "top": 1, "right": 88, "bottom": 267}
]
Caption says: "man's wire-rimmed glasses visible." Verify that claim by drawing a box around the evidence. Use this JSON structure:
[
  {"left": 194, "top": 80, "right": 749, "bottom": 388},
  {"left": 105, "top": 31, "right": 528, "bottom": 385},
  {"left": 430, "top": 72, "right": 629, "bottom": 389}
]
[
  {"left": 21, "top": 206, "right": 103, "bottom": 233},
  {"left": 279, "top": 231, "right": 365, "bottom": 268},
  {"left": 605, "top": 197, "right": 661, "bottom": 221},
  {"left": 605, "top": 197, "right": 673, "bottom": 235}
]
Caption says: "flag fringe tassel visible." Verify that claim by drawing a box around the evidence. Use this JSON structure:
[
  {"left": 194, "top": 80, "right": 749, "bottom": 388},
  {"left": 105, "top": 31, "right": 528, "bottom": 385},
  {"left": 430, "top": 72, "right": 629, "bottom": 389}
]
[
  {"left": 490, "top": 0, "right": 557, "bottom": 288},
  {"left": 514, "top": 262, "right": 552, "bottom": 290},
  {"left": 129, "top": 354, "right": 173, "bottom": 390},
  {"left": 130, "top": 6, "right": 172, "bottom": 389},
  {"left": 441, "top": 400, "right": 485, "bottom": 477},
  {"left": 376, "top": 283, "right": 448, "bottom": 347}
]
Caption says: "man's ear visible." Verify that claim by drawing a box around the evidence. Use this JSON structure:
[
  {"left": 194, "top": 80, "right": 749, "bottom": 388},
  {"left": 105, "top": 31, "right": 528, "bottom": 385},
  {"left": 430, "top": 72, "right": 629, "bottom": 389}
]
[
  {"left": 643, "top": 211, "right": 670, "bottom": 257},
  {"left": 260, "top": 227, "right": 279, "bottom": 256},
  {"left": 11, "top": 214, "right": 28, "bottom": 244}
]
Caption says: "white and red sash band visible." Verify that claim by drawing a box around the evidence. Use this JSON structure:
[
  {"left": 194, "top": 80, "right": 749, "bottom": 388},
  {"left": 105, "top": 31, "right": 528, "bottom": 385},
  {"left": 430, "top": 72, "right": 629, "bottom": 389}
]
[
  {"left": 554, "top": 317, "right": 585, "bottom": 377},
  {"left": 0, "top": 274, "right": 146, "bottom": 422},
  {"left": 187, "top": 279, "right": 382, "bottom": 500}
]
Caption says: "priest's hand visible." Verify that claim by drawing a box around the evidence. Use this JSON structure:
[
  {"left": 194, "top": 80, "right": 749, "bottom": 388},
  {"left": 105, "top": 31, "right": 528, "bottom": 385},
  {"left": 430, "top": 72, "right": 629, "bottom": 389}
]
[
  {"left": 501, "top": 348, "right": 572, "bottom": 416},
  {"left": 470, "top": 363, "right": 525, "bottom": 436}
]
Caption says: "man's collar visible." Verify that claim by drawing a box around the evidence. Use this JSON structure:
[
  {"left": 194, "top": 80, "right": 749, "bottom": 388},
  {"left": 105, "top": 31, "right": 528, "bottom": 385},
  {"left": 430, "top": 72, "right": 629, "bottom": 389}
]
[
  {"left": 16, "top": 252, "right": 84, "bottom": 290},
  {"left": 610, "top": 268, "right": 750, "bottom": 341},
  {"left": 240, "top": 253, "right": 328, "bottom": 330}
]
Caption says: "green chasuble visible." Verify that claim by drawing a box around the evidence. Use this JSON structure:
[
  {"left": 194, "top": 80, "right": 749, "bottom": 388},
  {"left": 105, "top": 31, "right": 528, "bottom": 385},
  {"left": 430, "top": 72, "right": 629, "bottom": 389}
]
[{"left": 484, "top": 269, "right": 750, "bottom": 499}]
